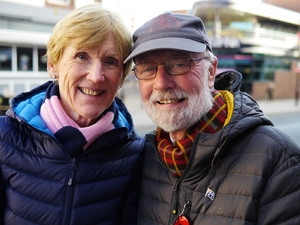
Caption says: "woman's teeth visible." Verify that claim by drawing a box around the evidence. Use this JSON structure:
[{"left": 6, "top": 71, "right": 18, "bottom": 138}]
[{"left": 80, "top": 88, "right": 101, "bottom": 96}]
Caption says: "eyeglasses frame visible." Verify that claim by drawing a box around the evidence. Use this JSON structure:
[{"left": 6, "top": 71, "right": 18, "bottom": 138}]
[{"left": 132, "top": 56, "right": 209, "bottom": 80}]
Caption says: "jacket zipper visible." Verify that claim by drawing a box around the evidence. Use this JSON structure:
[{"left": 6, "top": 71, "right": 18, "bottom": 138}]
[
  {"left": 63, "top": 158, "right": 77, "bottom": 225},
  {"left": 211, "top": 138, "right": 227, "bottom": 167},
  {"left": 170, "top": 177, "right": 180, "bottom": 225},
  {"left": 68, "top": 158, "right": 77, "bottom": 185},
  {"left": 146, "top": 135, "right": 192, "bottom": 224}
]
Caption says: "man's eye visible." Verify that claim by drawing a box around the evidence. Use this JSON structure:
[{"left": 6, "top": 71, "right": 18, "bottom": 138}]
[
  {"left": 141, "top": 65, "right": 155, "bottom": 73},
  {"left": 174, "top": 63, "right": 185, "bottom": 68},
  {"left": 172, "top": 60, "right": 189, "bottom": 68}
]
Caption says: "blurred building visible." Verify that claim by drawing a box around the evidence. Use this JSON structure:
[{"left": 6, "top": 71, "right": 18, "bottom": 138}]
[
  {"left": 0, "top": 0, "right": 300, "bottom": 100},
  {"left": 0, "top": 0, "right": 98, "bottom": 97},
  {"left": 262, "top": 0, "right": 300, "bottom": 13},
  {"left": 189, "top": 0, "right": 300, "bottom": 99}
]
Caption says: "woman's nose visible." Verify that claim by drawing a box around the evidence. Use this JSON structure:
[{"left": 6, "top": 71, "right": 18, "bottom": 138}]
[{"left": 88, "top": 60, "right": 105, "bottom": 83}]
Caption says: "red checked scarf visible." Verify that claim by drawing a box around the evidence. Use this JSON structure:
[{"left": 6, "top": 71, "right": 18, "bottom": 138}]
[{"left": 156, "top": 90, "right": 227, "bottom": 177}]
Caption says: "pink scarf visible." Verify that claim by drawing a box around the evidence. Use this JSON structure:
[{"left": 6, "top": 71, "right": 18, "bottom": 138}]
[{"left": 40, "top": 85, "right": 114, "bottom": 151}]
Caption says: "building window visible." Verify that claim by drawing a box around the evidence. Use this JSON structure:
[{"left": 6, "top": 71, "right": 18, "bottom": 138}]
[
  {"left": 38, "top": 48, "right": 47, "bottom": 71},
  {"left": 17, "top": 47, "right": 33, "bottom": 71},
  {"left": 0, "top": 46, "right": 12, "bottom": 71},
  {"left": 46, "top": 0, "right": 74, "bottom": 8}
]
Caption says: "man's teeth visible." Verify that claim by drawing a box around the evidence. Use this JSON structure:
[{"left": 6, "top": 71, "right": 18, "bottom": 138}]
[
  {"left": 159, "top": 99, "right": 180, "bottom": 104},
  {"left": 80, "top": 88, "right": 101, "bottom": 96}
]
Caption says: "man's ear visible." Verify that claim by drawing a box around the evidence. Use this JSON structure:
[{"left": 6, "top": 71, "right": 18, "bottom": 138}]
[{"left": 208, "top": 58, "right": 218, "bottom": 88}]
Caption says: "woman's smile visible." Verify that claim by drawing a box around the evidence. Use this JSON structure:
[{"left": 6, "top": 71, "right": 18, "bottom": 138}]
[{"left": 79, "top": 87, "right": 104, "bottom": 96}]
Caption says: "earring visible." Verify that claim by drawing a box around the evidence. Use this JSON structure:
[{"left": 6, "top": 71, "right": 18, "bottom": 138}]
[{"left": 52, "top": 74, "right": 57, "bottom": 79}]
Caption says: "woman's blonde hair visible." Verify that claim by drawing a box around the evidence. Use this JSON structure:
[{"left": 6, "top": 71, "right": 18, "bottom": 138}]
[{"left": 47, "top": 3, "right": 132, "bottom": 82}]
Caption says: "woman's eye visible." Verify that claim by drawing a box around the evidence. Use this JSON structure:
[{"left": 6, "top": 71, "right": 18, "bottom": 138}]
[
  {"left": 106, "top": 58, "right": 119, "bottom": 67},
  {"left": 76, "top": 53, "right": 88, "bottom": 60}
]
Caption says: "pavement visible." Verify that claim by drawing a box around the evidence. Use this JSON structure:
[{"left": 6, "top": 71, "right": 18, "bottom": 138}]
[
  {"left": 256, "top": 98, "right": 300, "bottom": 115},
  {"left": 122, "top": 82, "right": 300, "bottom": 130}
]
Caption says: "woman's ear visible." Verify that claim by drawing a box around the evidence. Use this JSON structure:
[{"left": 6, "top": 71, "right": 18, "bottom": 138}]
[{"left": 47, "top": 60, "right": 58, "bottom": 79}]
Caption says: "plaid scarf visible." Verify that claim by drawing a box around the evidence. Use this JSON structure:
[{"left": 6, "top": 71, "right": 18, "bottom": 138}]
[{"left": 156, "top": 90, "right": 227, "bottom": 177}]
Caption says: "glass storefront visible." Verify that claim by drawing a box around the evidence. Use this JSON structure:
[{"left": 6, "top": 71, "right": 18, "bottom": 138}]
[
  {"left": 38, "top": 48, "right": 47, "bottom": 71},
  {"left": 191, "top": 1, "right": 299, "bottom": 93},
  {"left": 17, "top": 47, "right": 33, "bottom": 71},
  {"left": 0, "top": 46, "right": 12, "bottom": 71}
]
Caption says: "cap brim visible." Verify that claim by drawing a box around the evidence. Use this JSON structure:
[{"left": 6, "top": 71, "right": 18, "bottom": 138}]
[{"left": 124, "top": 37, "right": 206, "bottom": 63}]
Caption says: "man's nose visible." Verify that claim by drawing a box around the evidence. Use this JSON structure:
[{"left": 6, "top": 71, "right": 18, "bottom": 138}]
[{"left": 153, "top": 65, "right": 175, "bottom": 90}]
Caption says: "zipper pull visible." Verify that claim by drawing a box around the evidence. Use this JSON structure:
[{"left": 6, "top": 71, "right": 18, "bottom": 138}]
[
  {"left": 179, "top": 200, "right": 191, "bottom": 217},
  {"left": 211, "top": 138, "right": 227, "bottom": 168},
  {"left": 68, "top": 158, "right": 77, "bottom": 185},
  {"left": 172, "top": 178, "right": 179, "bottom": 191}
]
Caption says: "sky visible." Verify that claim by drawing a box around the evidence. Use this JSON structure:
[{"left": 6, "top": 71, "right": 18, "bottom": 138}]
[{"left": 101, "top": 0, "right": 197, "bottom": 32}]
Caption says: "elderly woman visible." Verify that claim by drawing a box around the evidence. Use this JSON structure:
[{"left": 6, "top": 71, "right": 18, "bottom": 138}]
[{"left": 0, "top": 3, "right": 144, "bottom": 225}]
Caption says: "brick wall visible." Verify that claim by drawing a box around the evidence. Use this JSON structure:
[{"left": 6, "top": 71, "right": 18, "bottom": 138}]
[
  {"left": 251, "top": 61, "right": 299, "bottom": 100},
  {"left": 251, "top": 81, "right": 274, "bottom": 100}
]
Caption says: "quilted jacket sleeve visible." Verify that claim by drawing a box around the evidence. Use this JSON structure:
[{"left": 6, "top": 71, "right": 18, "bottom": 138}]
[
  {"left": 120, "top": 136, "right": 144, "bottom": 225},
  {"left": 120, "top": 170, "right": 142, "bottom": 225},
  {"left": 256, "top": 126, "right": 300, "bottom": 224}
]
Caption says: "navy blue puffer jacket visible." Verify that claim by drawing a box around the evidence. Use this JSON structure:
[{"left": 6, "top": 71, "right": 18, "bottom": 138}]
[{"left": 0, "top": 81, "right": 144, "bottom": 225}]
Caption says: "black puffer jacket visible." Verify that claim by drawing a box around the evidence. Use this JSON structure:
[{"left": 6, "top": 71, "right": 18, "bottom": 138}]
[
  {"left": 138, "top": 71, "right": 300, "bottom": 225},
  {"left": 0, "top": 81, "right": 144, "bottom": 225}
]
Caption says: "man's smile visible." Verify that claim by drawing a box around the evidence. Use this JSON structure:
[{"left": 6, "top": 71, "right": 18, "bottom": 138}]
[{"left": 157, "top": 98, "right": 185, "bottom": 104}]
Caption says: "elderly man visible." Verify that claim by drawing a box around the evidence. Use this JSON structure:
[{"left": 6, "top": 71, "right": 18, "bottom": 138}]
[{"left": 124, "top": 12, "right": 300, "bottom": 225}]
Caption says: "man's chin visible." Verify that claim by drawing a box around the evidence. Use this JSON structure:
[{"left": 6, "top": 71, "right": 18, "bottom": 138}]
[
  {"left": 152, "top": 118, "right": 187, "bottom": 133},
  {"left": 145, "top": 104, "right": 196, "bottom": 132}
]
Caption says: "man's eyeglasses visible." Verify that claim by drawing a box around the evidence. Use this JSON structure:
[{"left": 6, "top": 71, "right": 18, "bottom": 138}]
[{"left": 132, "top": 57, "right": 208, "bottom": 80}]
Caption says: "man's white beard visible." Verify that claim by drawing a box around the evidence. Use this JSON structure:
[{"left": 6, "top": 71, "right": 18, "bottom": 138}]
[{"left": 143, "top": 81, "right": 214, "bottom": 133}]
